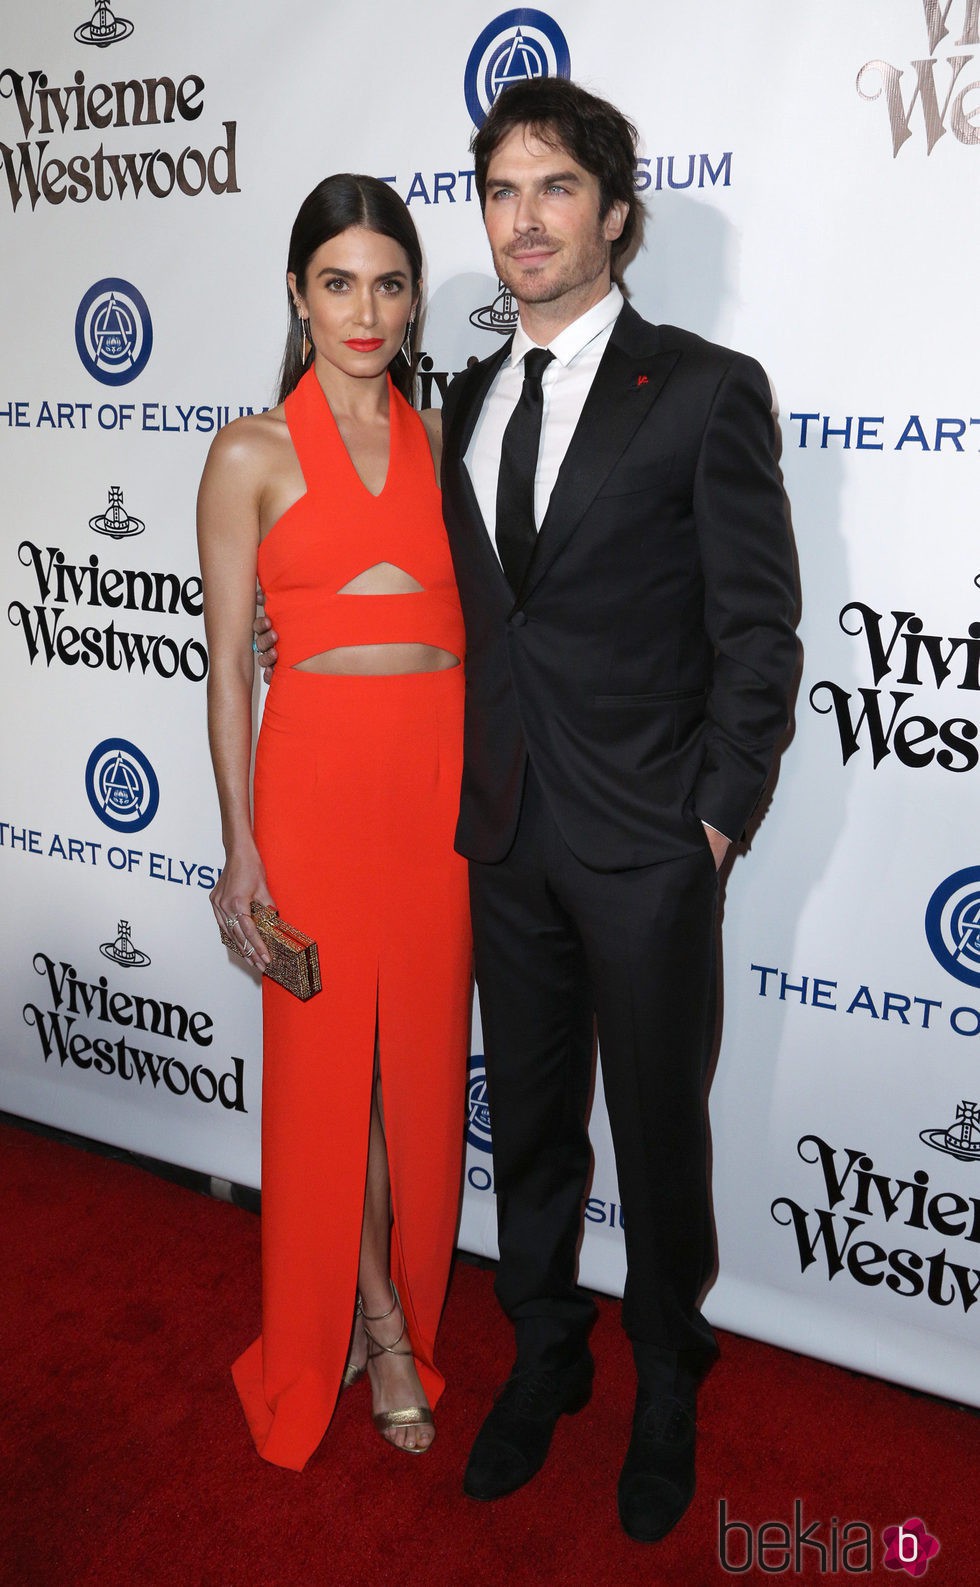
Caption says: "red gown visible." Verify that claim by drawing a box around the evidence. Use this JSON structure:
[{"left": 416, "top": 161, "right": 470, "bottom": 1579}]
[{"left": 232, "top": 368, "right": 471, "bottom": 1470}]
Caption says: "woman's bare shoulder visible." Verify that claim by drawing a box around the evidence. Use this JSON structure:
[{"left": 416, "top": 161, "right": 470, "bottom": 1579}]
[{"left": 202, "top": 405, "right": 290, "bottom": 482}]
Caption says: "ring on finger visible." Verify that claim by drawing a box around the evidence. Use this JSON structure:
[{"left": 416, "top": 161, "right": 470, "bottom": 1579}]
[{"left": 242, "top": 942, "right": 255, "bottom": 958}]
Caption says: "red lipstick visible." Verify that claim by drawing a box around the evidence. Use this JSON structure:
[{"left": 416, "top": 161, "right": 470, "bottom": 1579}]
[{"left": 345, "top": 338, "right": 385, "bottom": 352}]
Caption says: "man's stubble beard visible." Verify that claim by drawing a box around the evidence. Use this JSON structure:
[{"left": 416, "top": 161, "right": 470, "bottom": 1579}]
[{"left": 493, "top": 224, "right": 612, "bottom": 309}]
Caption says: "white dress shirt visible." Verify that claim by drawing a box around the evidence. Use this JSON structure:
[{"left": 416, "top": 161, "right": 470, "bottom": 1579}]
[{"left": 465, "top": 284, "right": 623, "bottom": 545}]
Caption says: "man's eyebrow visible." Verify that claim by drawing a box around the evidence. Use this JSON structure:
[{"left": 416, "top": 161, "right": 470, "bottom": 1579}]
[{"left": 486, "top": 169, "right": 583, "bottom": 190}]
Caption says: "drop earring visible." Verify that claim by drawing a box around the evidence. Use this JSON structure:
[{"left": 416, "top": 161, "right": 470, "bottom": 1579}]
[
  {"left": 400, "top": 316, "right": 415, "bottom": 366},
  {"left": 299, "top": 313, "right": 311, "bottom": 364}
]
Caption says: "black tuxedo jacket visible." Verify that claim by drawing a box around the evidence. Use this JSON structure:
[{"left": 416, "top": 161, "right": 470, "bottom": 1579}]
[{"left": 441, "top": 301, "right": 798, "bottom": 871}]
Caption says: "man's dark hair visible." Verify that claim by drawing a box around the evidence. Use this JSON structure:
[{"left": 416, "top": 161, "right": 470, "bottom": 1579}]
[{"left": 471, "top": 77, "right": 640, "bottom": 267}]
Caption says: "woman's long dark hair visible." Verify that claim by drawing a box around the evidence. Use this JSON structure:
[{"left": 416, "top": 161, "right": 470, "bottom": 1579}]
[{"left": 277, "top": 174, "right": 423, "bottom": 406}]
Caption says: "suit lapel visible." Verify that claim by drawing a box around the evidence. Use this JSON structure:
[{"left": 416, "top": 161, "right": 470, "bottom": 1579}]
[{"left": 517, "top": 305, "right": 679, "bottom": 603}]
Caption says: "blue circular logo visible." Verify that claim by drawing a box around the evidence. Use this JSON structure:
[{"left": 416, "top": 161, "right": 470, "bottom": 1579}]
[
  {"left": 466, "top": 1054, "right": 493, "bottom": 1152},
  {"left": 75, "top": 278, "right": 153, "bottom": 385},
  {"left": 925, "top": 867, "right": 980, "bottom": 988},
  {"left": 85, "top": 738, "right": 160, "bottom": 832},
  {"left": 464, "top": 10, "right": 571, "bottom": 129}
]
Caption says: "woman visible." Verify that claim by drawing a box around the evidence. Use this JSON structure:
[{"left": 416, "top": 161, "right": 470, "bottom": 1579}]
[{"left": 198, "top": 175, "right": 471, "bottom": 1469}]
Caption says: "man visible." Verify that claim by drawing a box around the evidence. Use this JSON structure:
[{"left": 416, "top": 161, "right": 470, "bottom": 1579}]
[
  {"left": 258, "top": 76, "right": 797, "bottom": 1542},
  {"left": 441, "top": 77, "right": 796, "bottom": 1542}
]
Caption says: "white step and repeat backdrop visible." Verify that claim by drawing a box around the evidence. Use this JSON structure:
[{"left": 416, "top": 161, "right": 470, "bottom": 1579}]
[{"left": 2, "top": 3, "right": 978, "bottom": 1409}]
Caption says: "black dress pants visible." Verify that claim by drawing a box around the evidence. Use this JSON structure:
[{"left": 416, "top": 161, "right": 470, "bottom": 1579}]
[{"left": 468, "top": 767, "right": 719, "bottom": 1380}]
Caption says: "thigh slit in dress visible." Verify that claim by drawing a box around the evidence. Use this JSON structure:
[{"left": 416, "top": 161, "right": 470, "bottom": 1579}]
[{"left": 231, "top": 368, "right": 471, "bottom": 1471}]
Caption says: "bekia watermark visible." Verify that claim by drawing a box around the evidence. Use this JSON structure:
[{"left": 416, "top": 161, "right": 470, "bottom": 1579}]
[
  {"left": 882, "top": 1518, "right": 940, "bottom": 1577},
  {"left": 718, "top": 1501, "right": 940, "bottom": 1575}
]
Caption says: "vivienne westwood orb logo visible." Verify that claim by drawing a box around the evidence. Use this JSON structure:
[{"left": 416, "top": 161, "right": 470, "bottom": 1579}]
[
  {"left": 100, "top": 918, "right": 151, "bottom": 968},
  {"left": 470, "top": 277, "right": 520, "bottom": 336},
  {"left": 89, "top": 486, "right": 145, "bottom": 539},
  {"left": 75, "top": 279, "right": 153, "bottom": 386},
  {"left": 920, "top": 1099, "right": 980, "bottom": 1163},
  {"left": 464, "top": 10, "right": 570, "bottom": 129},
  {"left": 74, "top": 3, "right": 134, "bottom": 48}
]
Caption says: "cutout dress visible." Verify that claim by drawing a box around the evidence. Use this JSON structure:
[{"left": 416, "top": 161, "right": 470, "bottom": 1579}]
[{"left": 231, "top": 367, "right": 471, "bottom": 1471}]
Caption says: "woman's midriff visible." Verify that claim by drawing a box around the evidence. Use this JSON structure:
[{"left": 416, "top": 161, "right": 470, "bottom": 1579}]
[{"left": 293, "top": 643, "right": 460, "bottom": 675}]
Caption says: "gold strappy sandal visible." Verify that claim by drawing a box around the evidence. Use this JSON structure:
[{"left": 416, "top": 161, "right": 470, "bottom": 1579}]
[{"left": 362, "top": 1282, "right": 434, "bottom": 1453}]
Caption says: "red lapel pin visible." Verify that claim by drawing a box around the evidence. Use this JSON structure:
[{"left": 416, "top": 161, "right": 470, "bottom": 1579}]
[{"left": 635, "top": 374, "right": 649, "bottom": 388}]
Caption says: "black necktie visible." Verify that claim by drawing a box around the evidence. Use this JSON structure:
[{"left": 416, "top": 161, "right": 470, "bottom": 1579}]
[{"left": 495, "top": 347, "right": 555, "bottom": 593}]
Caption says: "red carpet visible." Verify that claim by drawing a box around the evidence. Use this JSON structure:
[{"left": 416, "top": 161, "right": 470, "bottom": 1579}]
[{"left": 1, "top": 1120, "right": 973, "bottom": 1586}]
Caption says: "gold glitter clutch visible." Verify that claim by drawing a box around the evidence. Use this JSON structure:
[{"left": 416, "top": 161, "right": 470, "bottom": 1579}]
[{"left": 250, "top": 902, "right": 321, "bottom": 1000}]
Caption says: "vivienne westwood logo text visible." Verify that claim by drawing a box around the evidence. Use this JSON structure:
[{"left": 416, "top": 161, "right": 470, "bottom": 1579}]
[
  {"left": 857, "top": 0, "right": 980, "bottom": 157},
  {"left": 0, "top": 66, "right": 239, "bottom": 212},
  {"left": 773, "top": 1133, "right": 980, "bottom": 1316},
  {"left": 23, "top": 952, "right": 246, "bottom": 1111},
  {"left": 809, "top": 602, "right": 980, "bottom": 772},
  {"left": 7, "top": 541, "right": 208, "bottom": 681}
]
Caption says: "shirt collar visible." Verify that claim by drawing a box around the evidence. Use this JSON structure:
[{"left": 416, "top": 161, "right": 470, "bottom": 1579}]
[{"left": 510, "top": 283, "right": 623, "bottom": 369}]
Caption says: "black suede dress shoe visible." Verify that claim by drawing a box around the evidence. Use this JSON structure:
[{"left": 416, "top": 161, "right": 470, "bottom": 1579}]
[
  {"left": 463, "top": 1355, "right": 594, "bottom": 1501},
  {"left": 617, "top": 1390, "right": 696, "bottom": 1543}
]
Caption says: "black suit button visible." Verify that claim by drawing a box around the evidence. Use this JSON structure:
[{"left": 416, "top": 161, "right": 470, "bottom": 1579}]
[{"left": 511, "top": 611, "right": 528, "bottom": 627}]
